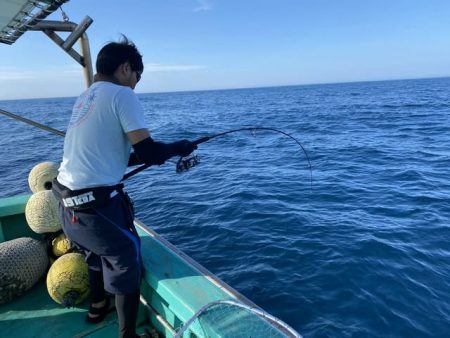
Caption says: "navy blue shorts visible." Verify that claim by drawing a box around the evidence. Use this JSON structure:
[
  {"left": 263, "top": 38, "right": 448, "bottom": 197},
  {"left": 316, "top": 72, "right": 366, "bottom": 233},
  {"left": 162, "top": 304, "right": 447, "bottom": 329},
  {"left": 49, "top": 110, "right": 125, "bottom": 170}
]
[{"left": 58, "top": 192, "right": 143, "bottom": 295}]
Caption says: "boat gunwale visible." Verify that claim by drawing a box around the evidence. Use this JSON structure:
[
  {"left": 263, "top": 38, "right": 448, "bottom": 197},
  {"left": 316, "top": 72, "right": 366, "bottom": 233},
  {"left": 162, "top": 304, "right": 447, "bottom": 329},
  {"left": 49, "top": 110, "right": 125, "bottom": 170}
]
[{"left": 134, "top": 218, "right": 259, "bottom": 309}]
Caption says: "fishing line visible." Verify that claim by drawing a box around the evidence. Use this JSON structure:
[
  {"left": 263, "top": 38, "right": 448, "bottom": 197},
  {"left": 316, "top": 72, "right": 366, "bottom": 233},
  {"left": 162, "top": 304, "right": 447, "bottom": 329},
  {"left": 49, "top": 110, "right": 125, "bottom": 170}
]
[{"left": 0, "top": 108, "right": 312, "bottom": 190}]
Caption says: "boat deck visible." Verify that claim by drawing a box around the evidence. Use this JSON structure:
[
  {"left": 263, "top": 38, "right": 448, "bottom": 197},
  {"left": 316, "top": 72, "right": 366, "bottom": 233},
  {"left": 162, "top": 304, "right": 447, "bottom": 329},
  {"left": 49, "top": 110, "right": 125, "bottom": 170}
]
[
  {"left": 0, "top": 279, "right": 149, "bottom": 338},
  {"left": 0, "top": 195, "right": 262, "bottom": 338}
]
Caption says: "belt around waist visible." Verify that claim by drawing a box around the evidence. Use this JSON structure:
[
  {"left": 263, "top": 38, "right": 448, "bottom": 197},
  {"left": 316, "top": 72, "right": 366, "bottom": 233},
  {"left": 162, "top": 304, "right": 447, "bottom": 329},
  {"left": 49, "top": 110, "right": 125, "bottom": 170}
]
[{"left": 52, "top": 179, "right": 123, "bottom": 210}]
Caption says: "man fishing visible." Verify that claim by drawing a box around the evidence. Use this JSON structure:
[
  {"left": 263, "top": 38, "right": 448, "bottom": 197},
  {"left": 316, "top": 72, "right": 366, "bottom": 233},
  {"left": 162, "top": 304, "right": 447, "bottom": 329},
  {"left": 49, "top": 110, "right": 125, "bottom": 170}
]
[{"left": 52, "top": 36, "right": 196, "bottom": 338}]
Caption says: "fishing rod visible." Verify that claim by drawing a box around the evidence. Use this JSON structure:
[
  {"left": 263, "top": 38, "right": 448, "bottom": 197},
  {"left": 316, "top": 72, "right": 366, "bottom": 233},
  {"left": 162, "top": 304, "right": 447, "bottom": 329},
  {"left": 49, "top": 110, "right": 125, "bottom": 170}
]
[
  {"left": 0, "top": 108, "right": 312, "bottom": 188},
  {"left": 124, "top": 127, "right": 313, "bottom": 191}
]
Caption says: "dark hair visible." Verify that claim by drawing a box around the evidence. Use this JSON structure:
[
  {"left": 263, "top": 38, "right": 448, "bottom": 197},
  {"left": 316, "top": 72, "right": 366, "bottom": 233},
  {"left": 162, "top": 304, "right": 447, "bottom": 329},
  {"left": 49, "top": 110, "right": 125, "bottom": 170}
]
[{"left": 96, "top": 35, "right": 143, "bottom": 75}]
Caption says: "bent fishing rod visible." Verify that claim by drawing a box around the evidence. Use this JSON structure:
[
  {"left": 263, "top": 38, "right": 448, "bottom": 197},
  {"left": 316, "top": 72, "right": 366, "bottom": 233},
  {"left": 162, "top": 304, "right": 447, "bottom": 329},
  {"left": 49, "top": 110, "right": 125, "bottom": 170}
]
[
  {"left": 125, "top": 127, "right": 313, "bottom": 190},
  {"left": 0, "top": 108, "right": 312, "bottom": 189}
]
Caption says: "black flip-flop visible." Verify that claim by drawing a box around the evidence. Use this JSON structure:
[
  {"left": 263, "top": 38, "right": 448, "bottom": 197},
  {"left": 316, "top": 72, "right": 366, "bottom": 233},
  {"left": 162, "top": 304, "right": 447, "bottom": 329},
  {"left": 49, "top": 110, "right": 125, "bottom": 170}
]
[{"left": 85, "top": 297, "right": 115, "bottom": 324}]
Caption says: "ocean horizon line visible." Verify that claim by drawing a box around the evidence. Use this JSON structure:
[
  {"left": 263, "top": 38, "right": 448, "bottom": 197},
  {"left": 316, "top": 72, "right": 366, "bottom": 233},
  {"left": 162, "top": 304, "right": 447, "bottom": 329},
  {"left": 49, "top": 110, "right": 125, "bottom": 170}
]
[{"left": 1, "top": 75, "right": 449, "bottom": 103}]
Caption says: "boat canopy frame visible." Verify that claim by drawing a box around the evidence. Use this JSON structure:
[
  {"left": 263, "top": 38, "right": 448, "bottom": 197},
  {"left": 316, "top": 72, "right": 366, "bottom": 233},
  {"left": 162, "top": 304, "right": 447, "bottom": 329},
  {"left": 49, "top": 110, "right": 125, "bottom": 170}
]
[{"left": 0, "top": 0, "right": 94, "bottom": 87}]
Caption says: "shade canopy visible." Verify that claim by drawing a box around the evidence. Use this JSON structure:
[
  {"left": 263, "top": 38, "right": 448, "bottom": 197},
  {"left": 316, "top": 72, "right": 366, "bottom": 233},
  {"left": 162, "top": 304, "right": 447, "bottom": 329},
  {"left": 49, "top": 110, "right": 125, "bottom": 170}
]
[{"left": 0, "top": 0, "right": 68, "bottom": 44}]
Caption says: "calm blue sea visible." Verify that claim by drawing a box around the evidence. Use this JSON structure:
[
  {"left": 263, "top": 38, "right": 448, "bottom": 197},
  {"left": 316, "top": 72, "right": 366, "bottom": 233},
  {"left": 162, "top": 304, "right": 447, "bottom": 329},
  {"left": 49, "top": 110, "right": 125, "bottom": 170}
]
[{"left": 1, "top": 77, "right": 449, "bottom": 337}]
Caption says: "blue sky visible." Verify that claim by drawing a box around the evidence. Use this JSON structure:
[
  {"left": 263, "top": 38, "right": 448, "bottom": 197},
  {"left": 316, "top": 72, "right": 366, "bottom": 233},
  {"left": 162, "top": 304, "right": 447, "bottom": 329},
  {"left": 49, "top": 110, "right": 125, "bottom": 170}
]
[{"left": 1, "top": 0, "right": 449, "bottom": 100}]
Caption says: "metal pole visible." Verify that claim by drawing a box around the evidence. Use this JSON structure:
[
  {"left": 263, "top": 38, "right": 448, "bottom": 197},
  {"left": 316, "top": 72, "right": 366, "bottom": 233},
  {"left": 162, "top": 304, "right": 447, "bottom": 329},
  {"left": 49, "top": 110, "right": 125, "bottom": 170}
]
[
  {"left": 0, "top": 108, "right": 65, "bottom": 137},
  {"left": 62, "top": 16, "right": 93, "bottom": 51},
  {"left": 80, "top": 32, "right": 94, "bottom": 87}
]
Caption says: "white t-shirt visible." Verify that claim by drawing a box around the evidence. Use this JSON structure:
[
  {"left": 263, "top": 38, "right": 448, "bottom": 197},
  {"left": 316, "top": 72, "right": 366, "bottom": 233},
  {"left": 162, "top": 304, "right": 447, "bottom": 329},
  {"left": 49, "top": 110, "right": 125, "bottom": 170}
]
[{"left": 57, "top": 81, "right": 147, "bottom": 190}]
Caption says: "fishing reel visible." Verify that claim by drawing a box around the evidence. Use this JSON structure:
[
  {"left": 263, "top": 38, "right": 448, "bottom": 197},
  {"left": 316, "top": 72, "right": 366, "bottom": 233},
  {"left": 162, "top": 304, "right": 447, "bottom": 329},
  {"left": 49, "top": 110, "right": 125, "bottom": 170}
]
[{"left": 176, "top": 154, "right": 200, "bottom": 173}]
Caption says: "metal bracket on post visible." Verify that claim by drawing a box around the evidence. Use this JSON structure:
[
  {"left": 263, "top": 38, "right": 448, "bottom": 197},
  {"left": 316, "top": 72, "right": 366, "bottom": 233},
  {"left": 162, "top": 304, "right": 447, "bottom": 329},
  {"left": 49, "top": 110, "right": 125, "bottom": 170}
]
[
  {"left": 62, "top": 16, "right": 93, "bottom": 51},
  {"left": 30, "top": 16, "right": 94, "bottom": 88}
]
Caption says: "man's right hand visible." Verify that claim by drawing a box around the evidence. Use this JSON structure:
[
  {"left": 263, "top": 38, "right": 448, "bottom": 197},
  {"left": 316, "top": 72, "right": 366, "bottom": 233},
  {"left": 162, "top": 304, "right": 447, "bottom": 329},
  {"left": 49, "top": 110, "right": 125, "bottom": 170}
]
[{"left": 173, "top": 140, "right": 197, "bottom": 157}]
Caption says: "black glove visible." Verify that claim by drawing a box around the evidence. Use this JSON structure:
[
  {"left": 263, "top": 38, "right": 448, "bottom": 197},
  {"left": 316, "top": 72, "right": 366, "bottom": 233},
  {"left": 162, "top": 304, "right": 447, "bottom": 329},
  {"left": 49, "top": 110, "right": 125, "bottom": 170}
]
[
  {"left": 132, "top": 137, "right": 197, "bottom": 166},
  {"left": 172, "top": 139, "right": 197, "bottom": 157}
]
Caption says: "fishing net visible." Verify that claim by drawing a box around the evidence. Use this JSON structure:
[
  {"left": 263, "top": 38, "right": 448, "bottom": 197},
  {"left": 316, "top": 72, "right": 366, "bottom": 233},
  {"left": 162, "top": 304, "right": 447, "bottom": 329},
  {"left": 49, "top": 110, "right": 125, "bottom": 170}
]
[{"left": 174, "top": 300, "right": 301, "bottom": 338}]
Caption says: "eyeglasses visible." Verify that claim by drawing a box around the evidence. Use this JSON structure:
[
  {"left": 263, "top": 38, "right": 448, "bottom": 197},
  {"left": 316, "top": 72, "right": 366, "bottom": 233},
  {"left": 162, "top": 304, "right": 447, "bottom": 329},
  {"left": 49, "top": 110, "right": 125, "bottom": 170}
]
[{"left": 135, "top": 71, "right": 141, "bottom": 83}]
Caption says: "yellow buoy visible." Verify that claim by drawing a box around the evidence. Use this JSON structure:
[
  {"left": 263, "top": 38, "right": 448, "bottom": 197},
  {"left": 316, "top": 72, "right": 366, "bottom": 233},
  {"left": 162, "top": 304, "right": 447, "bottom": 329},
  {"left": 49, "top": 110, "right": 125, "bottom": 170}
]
[
  {"left": 46, "top": 252, "right": 90, "bottom": 307},
  {"left": 0, "top": 237, "right": 49, "bottom": 304},
  {"left": 25, "top": 190, "right": 61, "bottom": 234},
  {"left": 28, "top": 161, "right": 59, "bottom": 193},
  {"left": 52, "top": 233, "right": 72, "bottom": 257}
]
